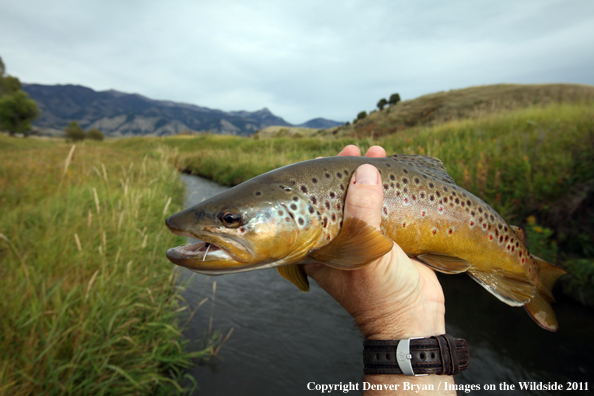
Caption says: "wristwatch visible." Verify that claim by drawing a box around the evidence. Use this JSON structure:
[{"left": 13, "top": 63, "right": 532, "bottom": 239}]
[{"left": 363, "top": 334, "right": 469, "bottom": 376}]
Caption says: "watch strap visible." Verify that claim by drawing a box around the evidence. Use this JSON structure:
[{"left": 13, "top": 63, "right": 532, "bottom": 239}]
[{"left": 363, "top": 334, "right": 469, "bottom": 375}]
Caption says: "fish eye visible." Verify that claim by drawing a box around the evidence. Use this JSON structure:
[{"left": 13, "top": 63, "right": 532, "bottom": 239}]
[{"left": 217, "top": 209, "right": 242, "bottom": 228}]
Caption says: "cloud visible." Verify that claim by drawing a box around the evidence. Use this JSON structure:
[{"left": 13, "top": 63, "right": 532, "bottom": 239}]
[{"left": 1, "top": 0, "right": 593, "bottom": 124}]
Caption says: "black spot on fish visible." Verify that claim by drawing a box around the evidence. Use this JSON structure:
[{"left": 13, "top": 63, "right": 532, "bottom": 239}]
[
  {"left": 396, "top": 183, "right": 400, "bottom": 189},
  {"left": 300, "top": 185, "right": 308, "bottom": 193},
  {"left": 240, "top": 227, "right": 246, "bottom": 233},
  {"left": 412, "top": 195, "right": 417, "bottom": 201},
  {"left": 292, "top": 196, "right": 299, "bottom": 202},
  {"left": 429, "top": 182, "right": 435, "bottom": 188},
  {"left": 383, "top": 207, "right": 388, "bottom": 215},
  {"left": 337, "top": 172, "right": 342, "bottom": 178},
  {"left": 444, "top": 197, "right": 448, "bottom": 203},
  {"left": 414, "top": 177, "right": 420, "bottom": 184},
  {"left": 278, "top": 210, "right": 284, "bottom": 216},
  {"left": 436, "top": 191, "right": 441, "bottom": 197},
  {"left": 340, "top": 184, "right": 345, "bottom": 191},
  {"left": 479, "top": 207, "right": 483, "bottom": 213},
  {"left": 323, "top": 217, "right": 328, "bottom": 228},
  {"left": 471, "top": 211, "right": 475, "bottom": 216},
  {"left": 403, "top": 169, "right": 409, "bottom": 173},
  {"left": 344, "top": 170, "right": 349, "bottom": 175},
  {"left": 466, "top": 200, "right": 471, "bottom": 206},
  {"left": 390, "top": 174, "right": 395, "bottom": 181},
  {"left": 255, "top": 191, "right": 262, "bottom": 196},
  {"left": 337, "top": 203, "right": 341, "bottom": 210},
  {"left": 329, "top": 192, "right": 335, "bottom": 198},
  {"left": 331, "top": 213, "right": 336, "bottom": 222},
  {"left": 385, "top": 163, "right": 391, "bottom": 167},
  {"left": 298, "top": 218, "right": 304, "bottom": 226},
  {"left": 308, "top": 206, "right": 314, "bottom": 214},
  {"left": 455, "top": 198, "right": 460, "bottom": 204},
  {"left": 390, "top": 182, "right": 394, "bottom": 188},
  {"left": 452, "top": 191, "right": 456, "bottom": 196},
  {"left": 403, "top": 187, "right": 408, "bottom": 193},
  {"left": 312, "top": 178, "right": 318, "bottom": 183},
  {"left": 420, "top": 192, "right": 425, "bottom": 199},
  {"left": 430, "top": 195, "right": 435, "bottom": 201},
  {"left": 285, "top": 188, "right": 291, "bottom": 192},
  {"left": 290, "top": 203, "right": 297, "bottom": 210},
  {"left": 403, "top": 178, "right": 408, "bottom": 184},
  {"left": 383, "top": 184, "right": 389, "bottom": 190},
  {"left": 311, "top": 197, "right": 317, "bottom": 204},
  {"left": 325, "top": 201, "right": 330, "bottom": 209},
  {"left": 490, "top": 215, "right": 495, "bottom": 222},
  {"left": 443, "top": 186, "right": 448, "bottom": 192},
  {"left": 325, "top": 173, "right": 331, "bottom": 178},
  {"left": 422, "top": 174, "right": 427, "bottom": 179}
]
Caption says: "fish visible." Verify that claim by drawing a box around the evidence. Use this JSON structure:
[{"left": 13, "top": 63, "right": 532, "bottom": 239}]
[{"left": 165, "top": 154, "right": 567, "bottom": 331}]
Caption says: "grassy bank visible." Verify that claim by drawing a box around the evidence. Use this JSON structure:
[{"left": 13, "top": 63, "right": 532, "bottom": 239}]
[
  {"left": 0, "top": 137, "right": 219, "bottom": 395},
  {"left": 114, "top": 102, "right": 594, "bottom": 305}
]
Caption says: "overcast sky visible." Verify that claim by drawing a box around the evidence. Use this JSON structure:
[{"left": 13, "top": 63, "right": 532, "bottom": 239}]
[{"left": 1, "top": 0, "right": 593, "bottom": 124}]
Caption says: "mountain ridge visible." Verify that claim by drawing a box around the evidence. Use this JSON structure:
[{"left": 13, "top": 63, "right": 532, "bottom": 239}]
[{"left": 22, "top": 83, "right": 343, "bottom": 137}]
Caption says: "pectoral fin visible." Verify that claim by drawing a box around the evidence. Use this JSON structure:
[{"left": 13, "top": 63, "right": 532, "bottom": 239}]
[
  {"left": 468, "top": 269, "right": 535, "bottom": 306},
  {"left": 277, "top": 264, "right": 310, "bottom": 292},
  {"left": 307, "top": 217, "right": 393, "bottom": 270},
  {"left": 416, "top": 254, "right": 472, "bottom": 274}
]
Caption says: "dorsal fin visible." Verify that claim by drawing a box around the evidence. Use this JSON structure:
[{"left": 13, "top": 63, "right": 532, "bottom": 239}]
[
  {"left": 388, "top": 154, "right": 456, "bottom": 185},
  {"left": 511, "top": 225, "right": 525, "bottom": 242},
  {"left": 308, "top": 217, "right": 393, "bottom": 269}
]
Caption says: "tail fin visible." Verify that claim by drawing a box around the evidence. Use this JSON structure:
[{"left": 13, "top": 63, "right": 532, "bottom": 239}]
[{"left": 524, "top": 256, "right": 567, "bottom": 331}]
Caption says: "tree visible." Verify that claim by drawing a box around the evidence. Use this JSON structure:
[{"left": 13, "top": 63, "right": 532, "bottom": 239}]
[
  {"left": 64, "top": 121, "right": 86, "bottom": 141},
  {"left": 0, "top": 91, "right": 40, "bottom": 136},
  {"left": 86, "top": 128, "right": 104, "bottom": 141},
  {"left": 377, "top": 98, "right": 388, "bottom": 110},
  {"left": 357, "top": 111, "right": 367, "bottom": 120},
  {"left": 389, "top": 93, "right": 401, "bottom": 106},
  {"left": 0, "top": 56, "right": 40, "bottom": 135}
]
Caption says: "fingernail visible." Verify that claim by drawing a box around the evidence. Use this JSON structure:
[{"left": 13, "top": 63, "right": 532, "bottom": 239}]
[{"left": 355, "top": 164, "right": 378, "bottom": 185}]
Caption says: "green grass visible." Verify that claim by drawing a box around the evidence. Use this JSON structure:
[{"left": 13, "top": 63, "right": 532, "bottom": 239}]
[
  {"left": 342, "top": 83, "right": 594, "bottom": 138},
  {"left": 116, "top": 102, "right": 594, "bottom": 305},
  {"left": 0, "top": 137, "right": 224, "bottom": 395}
]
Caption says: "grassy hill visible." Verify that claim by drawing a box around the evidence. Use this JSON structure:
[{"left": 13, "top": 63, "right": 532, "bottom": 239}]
[{"left": 335, "top": 83, "right": 594, "bottom": 138}]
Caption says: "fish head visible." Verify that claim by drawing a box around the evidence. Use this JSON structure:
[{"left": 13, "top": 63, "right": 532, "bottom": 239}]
[{"left": 165, "top": 180, "right": 323, "bottom": 274}]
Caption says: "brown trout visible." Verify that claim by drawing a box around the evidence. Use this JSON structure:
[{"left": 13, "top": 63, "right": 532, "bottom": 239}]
[{"left": 166, "top": 155, "right": 566, "bottom": 331}]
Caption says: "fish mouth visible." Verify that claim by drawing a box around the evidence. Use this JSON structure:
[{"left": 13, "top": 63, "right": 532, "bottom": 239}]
[{"left": 165, "top": 225, "right": 254, "bottom": 272}]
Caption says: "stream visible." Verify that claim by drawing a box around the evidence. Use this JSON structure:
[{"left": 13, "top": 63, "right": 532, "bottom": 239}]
[{"left": 177, "top": 173, "right": 593, "bottom": 395}]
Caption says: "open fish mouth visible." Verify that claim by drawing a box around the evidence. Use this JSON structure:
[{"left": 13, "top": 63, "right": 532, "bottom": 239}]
[{"left": 166, "top": 241, "right": 228, "bottom": 263}]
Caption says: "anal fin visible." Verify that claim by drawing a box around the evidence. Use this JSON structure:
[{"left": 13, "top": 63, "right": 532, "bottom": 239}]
[
  {"left": 468, "top": 269, "right": 535, "bottom": 306},
  {"left": 416, "top": 254, "right": 471, "bottom": 274},
  {"left": 277, "top": 264, "right": 309, "bottom": 292},
  {"left": 524, "top": 290, "right": 559, "bottom": 331},
  {"left": 307, "top": 217, "right": 393, "bottom": 270}
]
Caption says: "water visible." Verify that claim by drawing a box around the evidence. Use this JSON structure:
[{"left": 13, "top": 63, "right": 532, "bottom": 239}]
[{"left": 177, "top": 173, "right": 594, "bottom": 395}]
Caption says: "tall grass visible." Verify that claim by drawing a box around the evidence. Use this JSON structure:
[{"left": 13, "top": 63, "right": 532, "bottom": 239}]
[{"left": 0, "top": 137, "right": 222, "bottom": 395}]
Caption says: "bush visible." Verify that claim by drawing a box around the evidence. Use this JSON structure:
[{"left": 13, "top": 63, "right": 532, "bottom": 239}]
[
  {"left": 64, "top": 121, "right": 85, "bottom": 141},
  {"left": 86, "top": 128, "right": 104, "bottom": 141}
]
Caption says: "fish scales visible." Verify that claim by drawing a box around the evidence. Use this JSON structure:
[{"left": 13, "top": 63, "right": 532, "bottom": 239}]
[{"left": 166, "top": 154, "right": 567, "bottom": 331}]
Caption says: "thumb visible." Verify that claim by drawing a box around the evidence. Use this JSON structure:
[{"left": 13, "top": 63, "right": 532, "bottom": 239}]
[{"left": 343, "top": 164, "right": 384, "bottom": 230}]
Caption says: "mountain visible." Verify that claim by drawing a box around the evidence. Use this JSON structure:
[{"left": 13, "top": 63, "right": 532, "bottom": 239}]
[{"left": 21, "top": 84, "right": 343, "bottom": 137}]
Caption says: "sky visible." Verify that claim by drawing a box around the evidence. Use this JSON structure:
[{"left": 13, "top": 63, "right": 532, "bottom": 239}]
[{"left": 1, "top": 0, "right": 593, "bottom": 124}]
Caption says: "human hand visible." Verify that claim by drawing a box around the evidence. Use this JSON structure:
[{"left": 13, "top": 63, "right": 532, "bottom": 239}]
[{"left": 304, "top": 145, "right": 447, "bottom": 340}]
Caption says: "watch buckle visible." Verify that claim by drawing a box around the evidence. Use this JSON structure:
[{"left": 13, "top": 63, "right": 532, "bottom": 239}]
[{"left": 396, "top": 337, "right": 428, "bottom": 376}]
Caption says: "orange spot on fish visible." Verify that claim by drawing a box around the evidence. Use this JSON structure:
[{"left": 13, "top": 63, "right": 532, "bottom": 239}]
[
  {"left": 470, "top": 221, "right": 474, "bottom": 226},
  {"left": 402, "top": 222, "right": 406, "bottom": 228},
  {"left": 489, "top": 235, "right": 493, "bottom": 240},
  {"left": 421, "top": 211, "right": 426, "bottom": 216}
]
